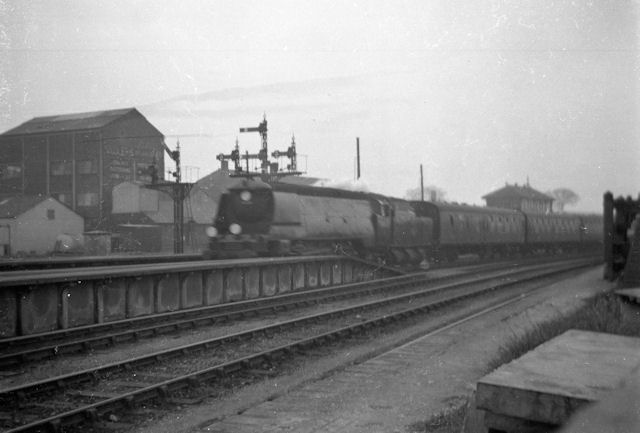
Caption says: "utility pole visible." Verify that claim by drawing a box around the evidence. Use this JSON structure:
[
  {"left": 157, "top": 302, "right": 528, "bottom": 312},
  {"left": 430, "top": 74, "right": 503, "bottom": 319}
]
[
  {"left": 148, "top": 139, "right": 193, "bottom": 254},
  {"left": 356, "top": 137, "right": 361, "bottom": 180},
  {"left": 239, "top": 114, "right": 269, "bottom": 174},
  {"left": 420, "top": 164, "right": 424, "bottom": 201}
]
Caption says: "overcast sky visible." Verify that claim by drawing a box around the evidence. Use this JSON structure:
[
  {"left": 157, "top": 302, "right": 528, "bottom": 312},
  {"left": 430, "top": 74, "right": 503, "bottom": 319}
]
[{"left": 1, "top": 0, "right": 638, "bottom": 212}]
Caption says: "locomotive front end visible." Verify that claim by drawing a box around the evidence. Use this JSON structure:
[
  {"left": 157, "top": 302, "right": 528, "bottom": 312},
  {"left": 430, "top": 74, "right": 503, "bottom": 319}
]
[{"left": 204, "top": 179, "right": 278, "bottom": 258}]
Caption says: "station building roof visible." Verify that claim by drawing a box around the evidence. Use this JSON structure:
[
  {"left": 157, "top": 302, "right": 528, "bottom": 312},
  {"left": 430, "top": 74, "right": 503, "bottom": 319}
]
[
  {"left": 1, "top": 108, "right": 156, "bottom": 136},
  {"left": 482, "top": 183, "right": 553, "bottom": 201}
]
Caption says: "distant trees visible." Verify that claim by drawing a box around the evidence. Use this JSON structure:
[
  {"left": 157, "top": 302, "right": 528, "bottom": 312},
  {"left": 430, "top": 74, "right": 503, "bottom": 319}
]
[
  {"left": 404, "top": 185, "right": 447, "bottom": 202},
  {"left": 547, "top": 188, "right": 580, "bottom": 212}
]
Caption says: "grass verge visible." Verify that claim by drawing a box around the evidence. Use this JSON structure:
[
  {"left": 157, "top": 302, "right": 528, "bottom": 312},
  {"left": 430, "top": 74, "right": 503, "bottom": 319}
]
[{"left": 413, "top": 292, "right": 640, "bottom": 433}]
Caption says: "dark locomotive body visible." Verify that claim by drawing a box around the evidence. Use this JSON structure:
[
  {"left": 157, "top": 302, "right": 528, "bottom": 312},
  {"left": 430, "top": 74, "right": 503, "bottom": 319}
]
[
  {"left": 205, "top": 179, "right": 433, "bottom": 263},
  {"left": 205, "top": 179, "right": 603, "bottom": 263}
]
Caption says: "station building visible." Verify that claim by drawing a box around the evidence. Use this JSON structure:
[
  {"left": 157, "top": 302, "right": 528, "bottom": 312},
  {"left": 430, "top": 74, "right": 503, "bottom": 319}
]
[
  {"left": 0, "top": 195, "right": 84, "bottom": 256},
  {"left": 110, "top": 159, "right": 322, "bottom": 253},
  {"left": 111, "top": 165, "right": 240, "bottom": 253},
  {"left": 0, "top": 108, "right": 165, "bottom": 230},
  {"left": 482, "top": 182, "right": 554, "bottom": 214}
]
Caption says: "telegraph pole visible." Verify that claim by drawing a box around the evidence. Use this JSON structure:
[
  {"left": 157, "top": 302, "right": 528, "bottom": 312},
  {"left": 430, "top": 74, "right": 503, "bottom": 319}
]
[
  {"left": 239, "top": 115, "right": 269, "bottom": 174},
  {"left": 420, "top": 164, "right": 424, "bottom": 201},
  {"left": 148, "top": 140, "right": 193, "bottom": 254},
  {"left": 356, "top": 137, "right": 361, "bottom": 180}
]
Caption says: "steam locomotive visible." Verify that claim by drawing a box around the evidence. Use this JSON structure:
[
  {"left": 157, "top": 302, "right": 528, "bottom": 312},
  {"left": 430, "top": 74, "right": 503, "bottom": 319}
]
[{"left": 203, "top": 178, "right": 602, "bottom": 263}]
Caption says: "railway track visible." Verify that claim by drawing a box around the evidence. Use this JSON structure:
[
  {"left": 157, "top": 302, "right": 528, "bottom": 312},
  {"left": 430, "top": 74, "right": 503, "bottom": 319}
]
[
  {"left": 0, "top": 257, "right": 585, "bottom": 369},
  {"left": 0, "top": 257, "right": 597, "bottom": 432}
]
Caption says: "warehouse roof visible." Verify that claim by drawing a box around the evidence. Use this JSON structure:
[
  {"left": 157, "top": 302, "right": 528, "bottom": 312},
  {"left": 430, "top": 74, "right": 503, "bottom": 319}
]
[
  {"left": 0, "top": 195, "right": 47, "bottom": 218},
  {"left": 1, "top": 108, "right": 155, "bottom": 136},
  {"left": 482, "top": 183, "right": 553, "bottom": 201}
]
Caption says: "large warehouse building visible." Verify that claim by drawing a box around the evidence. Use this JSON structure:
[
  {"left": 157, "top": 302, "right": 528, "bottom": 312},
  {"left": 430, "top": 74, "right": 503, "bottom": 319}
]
[{"left": 0, "top": 108, "right": 165, "bottom": 230}]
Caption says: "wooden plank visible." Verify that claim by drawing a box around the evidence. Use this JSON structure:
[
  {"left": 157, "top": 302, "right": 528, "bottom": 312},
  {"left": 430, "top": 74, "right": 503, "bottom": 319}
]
[{"left": 477, "top": 330, "right": 640, "bottom": 426}]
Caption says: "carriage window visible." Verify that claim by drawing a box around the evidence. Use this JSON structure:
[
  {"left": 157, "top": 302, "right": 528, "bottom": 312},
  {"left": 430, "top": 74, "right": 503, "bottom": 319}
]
[{"left": 450, "top": 215, "right": 455, "bottom": 227}]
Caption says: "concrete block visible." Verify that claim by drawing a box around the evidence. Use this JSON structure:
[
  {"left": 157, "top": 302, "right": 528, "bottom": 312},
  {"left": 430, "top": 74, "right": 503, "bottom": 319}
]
[
  {"left": 262, "top": 266, "right": 278, "bottom": 296},
  {"left": 181, "top": 272, "right": 203, "bottom": 308},
  {"left": 225, "top": 268, "right": 244, "bottom": 302},
  {"left": 293, "top": 263, "right": 305, "bottom": 290},
  {"left": 278, "top": 265, "right": 292, "bottom": 293},
  {"left": 61, "top": 281, "right": 95, "bottom": 328},
  {"left": 204, "top": 270, "right": 223, "bottom": 305},
  {"left": 332, "top": 261, "right": 342, "bottom": 285},
  {"left": 306, "top": 262, "right": 319, "bottom": 288},
  {"left": 127, "top": 277, "right": 154, "bottom": 317},
  {"left": 343, "top": 261, "right": 353, "bottom": 283},
  {"left": 19, "top": 285, "right": 59, "bottom": 335},
  {"left": 320, "top": 261, "right": 332, "bottom": 287},
  {"left": 477, "top": 330, "right": 640, "bottom": 428},
  {"left": 245, "top": 267, "right": 260, "bottom": 299},
  {"left": 0, "top": 291, "right": 17, "bottom": 337},
  {"left": 354, "top": 264, "right": 372, "bottom": 281},
  {"left": 99, "top": 280, "right": 127, "bottom": 322},
  {"left": 560, "top": 366, "right": 640, "bottom": 433},
  {"left": 156, "top": 274, "right": 180, "bottom": 312}
]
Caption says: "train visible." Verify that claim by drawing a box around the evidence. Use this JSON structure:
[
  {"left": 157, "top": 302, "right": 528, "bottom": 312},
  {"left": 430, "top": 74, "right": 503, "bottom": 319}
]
[{"left": 203, "top": 178, "right": 603, "bottom": 264}]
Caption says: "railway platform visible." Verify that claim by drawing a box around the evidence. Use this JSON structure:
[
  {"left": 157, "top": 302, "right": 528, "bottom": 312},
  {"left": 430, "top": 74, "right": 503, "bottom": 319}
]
[
  {"left": 476, "top": 330, "right": 640, "bottom": 432},
  {"left": 132, "top": 266, "right": 612, "bottom": 433},
  {"left": 0, "top": 256, "right": 397, "bottom": 338}
]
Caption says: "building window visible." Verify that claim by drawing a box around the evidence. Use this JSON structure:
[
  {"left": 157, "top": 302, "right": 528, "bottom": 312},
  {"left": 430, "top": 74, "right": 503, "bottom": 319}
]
[
  {"left": 0, "top": 164, "right": 22, "bottom": 179},
  {"left": 77, "top": 159, "right": 97, "bottom": 174},
  {"left": 77, "top": 192, "right": 99, "bottom": 207},
  {"left": 47, "top": 209, "right": 55, "bottom": 220},
  {"left": 51, "top": 160, "right": 72, "bottom": 175},
  {"left": 53, "top": 193, "right": 71, "bottom": 206}
]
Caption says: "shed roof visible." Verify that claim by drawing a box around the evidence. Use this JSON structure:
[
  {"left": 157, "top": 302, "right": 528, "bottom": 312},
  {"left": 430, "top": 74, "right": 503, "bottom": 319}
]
[
  {"left": 0, "top": 195, "right": 48, "bottom": 218},
  {"left": 482, "top": 184, "right": 553, "bottom": 201},
  {"left": 1, "top": 108, "right": 150, "bottom": 136}
]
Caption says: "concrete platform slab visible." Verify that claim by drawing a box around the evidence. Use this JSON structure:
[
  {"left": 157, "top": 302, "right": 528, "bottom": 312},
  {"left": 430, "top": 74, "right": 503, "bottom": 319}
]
[
  {"left": 559, "top": 366, "right": 640, "bottom": 433},
  {"left": 476, "top": 330, "right": 640, "bottom": 429}
]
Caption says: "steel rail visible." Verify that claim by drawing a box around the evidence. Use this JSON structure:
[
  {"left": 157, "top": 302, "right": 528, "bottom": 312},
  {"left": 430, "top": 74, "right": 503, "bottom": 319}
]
[
  {"left": 0, "top": 258, "right": 588, "bottom": 367},
  {"left": 1, "top": 259, "right": 592, "bottom": 396},
  {"left": 0, "top": 254, "right": 590, "bottom": 351},
  {"left": 1, "top": 259, "right": 596, "bottom": 433}
]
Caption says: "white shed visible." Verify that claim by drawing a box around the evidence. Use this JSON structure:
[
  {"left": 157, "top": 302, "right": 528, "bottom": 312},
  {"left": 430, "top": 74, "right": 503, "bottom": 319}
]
[{"left": 0, "top": 196, "right": 84, "bottom": 256}]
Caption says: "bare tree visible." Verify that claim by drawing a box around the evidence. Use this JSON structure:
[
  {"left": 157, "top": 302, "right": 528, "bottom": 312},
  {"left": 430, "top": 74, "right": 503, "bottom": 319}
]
[
  {"left": 404, "top": 185, "right": 447, "bottom": 202},
  {"left": 547, "top": 188, "right": 580, "bottom": 212}
]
